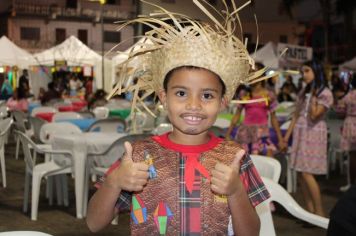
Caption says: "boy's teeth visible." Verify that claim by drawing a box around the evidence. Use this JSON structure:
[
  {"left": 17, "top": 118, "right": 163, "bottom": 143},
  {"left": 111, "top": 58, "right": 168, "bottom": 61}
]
[{"left": 186, "top": 116, "right": 202, "bottom": 121}]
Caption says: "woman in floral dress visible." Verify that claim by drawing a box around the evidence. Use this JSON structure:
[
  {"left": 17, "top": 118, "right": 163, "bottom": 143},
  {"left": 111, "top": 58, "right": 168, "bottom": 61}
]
[
  {"left": 284, "top": 60, "right": 333, "bottom": 217},
  {"left": 337, "top": 74, "right": 356, "bottom": 190}
]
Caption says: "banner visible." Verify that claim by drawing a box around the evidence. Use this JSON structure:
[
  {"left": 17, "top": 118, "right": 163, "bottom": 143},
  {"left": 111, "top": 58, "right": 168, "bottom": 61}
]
[{"left": 277, "top": 43, "right": 313, "bottom": 69}]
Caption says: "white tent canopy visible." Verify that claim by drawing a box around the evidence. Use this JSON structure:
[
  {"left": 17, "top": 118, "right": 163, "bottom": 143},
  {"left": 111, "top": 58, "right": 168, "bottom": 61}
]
[
  {"left": 111, "top": 38, "right": 153, "bottom": 89},
  {"left": 0, "top": 36, "right": 37, "bottom": 67},
  {"left": 339, "top": 57, "right": 356, "bottom": 71},
  {"left": 251, "top": 42, "right": 279, "bottom": 69},
  {"left": 33, "top": 35, "right": 111, "bottom": 90}
]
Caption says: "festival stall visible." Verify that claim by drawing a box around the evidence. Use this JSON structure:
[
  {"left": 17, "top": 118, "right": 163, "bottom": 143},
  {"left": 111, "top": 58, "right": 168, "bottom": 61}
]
[
  {"left": 31, "top": 35, "right": 112, "bottom": 96},
  {"left": 0, "top": 36, "right": 37, "bottom": 96}
]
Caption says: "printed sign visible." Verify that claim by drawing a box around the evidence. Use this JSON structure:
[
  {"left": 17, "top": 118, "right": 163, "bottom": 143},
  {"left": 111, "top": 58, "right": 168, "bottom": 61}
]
[{"left": 277, "top": 43, "right": 313, "bottom": 69}]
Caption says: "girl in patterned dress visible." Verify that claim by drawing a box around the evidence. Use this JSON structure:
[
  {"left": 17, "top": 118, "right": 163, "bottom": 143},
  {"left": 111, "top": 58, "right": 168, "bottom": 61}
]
[
  {"left": 337, "top": 74, "right": 356, "bottom": 189},
  {"left": 284, "top": 60, "right": 333, "bottom": 217},
  {"left": 225, "top": 80, "right": 286, "bottom": 156}
]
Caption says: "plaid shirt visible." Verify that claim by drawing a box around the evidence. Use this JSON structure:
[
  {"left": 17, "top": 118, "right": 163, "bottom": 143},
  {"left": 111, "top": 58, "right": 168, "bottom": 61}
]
[{"left": 96, "top": 133, "right": 270, "bottom": 234}]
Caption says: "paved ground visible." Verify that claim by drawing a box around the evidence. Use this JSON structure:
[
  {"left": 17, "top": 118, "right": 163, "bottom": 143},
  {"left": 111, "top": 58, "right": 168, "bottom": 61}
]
[{"left": 0, "top": 135, "right": 347, "bottom": 235}]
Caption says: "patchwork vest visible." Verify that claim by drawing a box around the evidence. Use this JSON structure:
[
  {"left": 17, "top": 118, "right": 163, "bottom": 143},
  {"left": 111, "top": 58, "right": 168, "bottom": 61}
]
[{"left": 130, "top": 138, "right": 243, "bottom": 235}]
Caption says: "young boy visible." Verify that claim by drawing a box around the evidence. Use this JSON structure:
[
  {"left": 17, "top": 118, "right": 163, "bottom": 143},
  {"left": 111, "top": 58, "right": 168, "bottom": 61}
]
[{"left": 86, "top": 1, "right": 270, "bottom": 235}]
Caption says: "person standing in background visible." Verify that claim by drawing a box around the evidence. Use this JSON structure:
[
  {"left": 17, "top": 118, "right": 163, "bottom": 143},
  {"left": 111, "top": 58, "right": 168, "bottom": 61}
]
[
  {"left": 18, "top": 69, "right": 30, "bottom": 97},
  {"left": 283, "top": 60, "right": 333, "bottom": 217},
  {"left": 335, "top": 74, "right": 356, "bottom": 191}
]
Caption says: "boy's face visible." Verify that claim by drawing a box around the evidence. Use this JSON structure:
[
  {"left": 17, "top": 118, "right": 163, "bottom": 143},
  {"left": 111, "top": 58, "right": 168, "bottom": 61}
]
[{"left": 159, "top": 68, "right": 226, "bottom": 139}]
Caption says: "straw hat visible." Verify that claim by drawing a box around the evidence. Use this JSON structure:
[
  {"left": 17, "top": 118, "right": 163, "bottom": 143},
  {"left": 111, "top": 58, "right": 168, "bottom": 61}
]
[{"left": 108, "top": 0, "right": 275, "bottom": 116}]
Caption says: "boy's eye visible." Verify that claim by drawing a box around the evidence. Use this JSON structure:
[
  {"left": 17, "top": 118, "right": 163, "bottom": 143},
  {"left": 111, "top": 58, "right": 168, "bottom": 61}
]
[
  {"left": 176, "top": 90, "right": 186, "bottom": 97},
  {"left": 202, "top": 93, "right": 214, "bottom": 99}
]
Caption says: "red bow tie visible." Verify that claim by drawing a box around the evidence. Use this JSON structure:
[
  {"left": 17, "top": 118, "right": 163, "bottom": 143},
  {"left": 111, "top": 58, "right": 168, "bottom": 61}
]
[{"left": 184, "top": 153, "right": 210, "bottom": 194}]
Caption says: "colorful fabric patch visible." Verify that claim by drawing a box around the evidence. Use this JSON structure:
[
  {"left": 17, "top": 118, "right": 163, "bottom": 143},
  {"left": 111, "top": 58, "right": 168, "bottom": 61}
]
[
  {"left": 153, "top": 201, "right": 173, "bottom": 235},
  {"left": 130, "top": 195, "right": 147, "bottom": 224},
  {"left": 144, "top": 151, "right": 157, "bottom": 179}
]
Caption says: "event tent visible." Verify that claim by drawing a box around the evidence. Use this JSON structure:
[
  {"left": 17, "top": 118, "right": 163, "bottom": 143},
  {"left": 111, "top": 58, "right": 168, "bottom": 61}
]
[
  {"left": 0, "top": 36, "right": 36, "bottom": 67},
  {"left": 33, "top": 35, "right": 111, "bottom": 91},
  {"left": 111, "top": 38, "right": 153, "bottom": 88},
  {"left": 251, "top": 41, "right": 279, "bottom": 69}
]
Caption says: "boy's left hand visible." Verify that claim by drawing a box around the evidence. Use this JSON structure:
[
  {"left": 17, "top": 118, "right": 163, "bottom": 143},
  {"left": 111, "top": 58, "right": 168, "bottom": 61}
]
[{"left": 210, "top": 150, "right": 245, "bottom": 196}]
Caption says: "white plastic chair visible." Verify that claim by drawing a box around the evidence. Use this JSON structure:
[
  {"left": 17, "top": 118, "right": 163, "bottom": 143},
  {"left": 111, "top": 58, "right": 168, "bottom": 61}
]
[
  {"left": 84, "top": 133, "right": 152, "bottom": 218},
  {"left": 0, "top": 118, "right": 13, "bottom": 188},
  {"left": 31, "top": 106, "right": 58, "bottom": 117},
  {"left": 39, "top": 122, "right": 82, "bottom": 206},
  {"left": 52, "top": 112, "right": 82, "bottom": 122},
  {"left": 12, "top": 110, "right": 33, "bottom": 160},
  {"left": 0, "top": 231, "right": 53, "bottom": 236},
  {"left": 327, "top": 118, "right": 346, "bottom": 174},
  {"left": 28, "top": 116, "right": 48, "bottom": 144},
  {"left": 0, "top": 106, "right": 8, "bottom": 119},
  {"left": 16, "top": 130, "right": 74, "bottom": 221},
  {"left": 213, "top": 117, "right": 231, "bottom": 129},
  {"left": 92, "top": 106, "right": 110, "bottom": 119},
  {"left": 151, "top": 123, "right": 173, "bottom": 135},
  {"left": 263, "top": 177, "right": 329, "bottom": 229},
  {"left": 250, "top": 154, "right": 282, "bottom": 183}
]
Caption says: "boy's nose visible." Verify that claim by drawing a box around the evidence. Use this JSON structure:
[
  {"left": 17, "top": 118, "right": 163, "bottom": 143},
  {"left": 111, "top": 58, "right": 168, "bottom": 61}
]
[{"left": 186, "top": 97, "right": 202, "bottom": 110}]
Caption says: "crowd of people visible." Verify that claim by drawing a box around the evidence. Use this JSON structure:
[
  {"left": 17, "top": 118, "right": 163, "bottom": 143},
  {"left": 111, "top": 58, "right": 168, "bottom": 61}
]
[{"left": 0, "top": 69, "right": 97, "bottom": 112}]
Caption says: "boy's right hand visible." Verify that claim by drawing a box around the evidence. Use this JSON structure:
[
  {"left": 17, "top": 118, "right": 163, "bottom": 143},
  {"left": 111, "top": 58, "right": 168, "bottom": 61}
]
[{"left": 104, "top": 142, "right": 149, "bottom": 192}]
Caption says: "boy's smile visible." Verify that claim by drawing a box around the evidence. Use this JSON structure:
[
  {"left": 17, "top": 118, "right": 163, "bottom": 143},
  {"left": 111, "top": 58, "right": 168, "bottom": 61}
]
[{"left": 159, "top": 68, "right": 226, "bottom": 145}]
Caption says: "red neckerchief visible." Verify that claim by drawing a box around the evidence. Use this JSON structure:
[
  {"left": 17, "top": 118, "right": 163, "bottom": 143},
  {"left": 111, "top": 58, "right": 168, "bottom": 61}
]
[{"left": 152, "top": 132, "right": 222, "bottom": 193}]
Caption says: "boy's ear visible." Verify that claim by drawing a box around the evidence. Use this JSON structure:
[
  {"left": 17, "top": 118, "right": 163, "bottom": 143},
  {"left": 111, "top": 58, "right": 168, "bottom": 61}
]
[
  {"left": 219, "top": 96, "right": 228, "bottom": 112},
  {"left": 158, "top": 89, "right": 167, "bottom": 106}
]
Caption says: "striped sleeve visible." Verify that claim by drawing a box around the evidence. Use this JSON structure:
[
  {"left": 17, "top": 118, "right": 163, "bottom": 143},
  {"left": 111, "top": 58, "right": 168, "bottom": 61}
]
[
  {"left": 95, "top": 160, "right": 132, "bottom": 212},
  {"left": 239, "top": 154, "right": 270, "bottom": 207}
]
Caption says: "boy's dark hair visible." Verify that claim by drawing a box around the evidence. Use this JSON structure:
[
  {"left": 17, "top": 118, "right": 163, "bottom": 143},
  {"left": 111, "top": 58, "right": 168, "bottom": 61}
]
[{"left": 163, "top": 66, "right": 226, "bottom": 96}]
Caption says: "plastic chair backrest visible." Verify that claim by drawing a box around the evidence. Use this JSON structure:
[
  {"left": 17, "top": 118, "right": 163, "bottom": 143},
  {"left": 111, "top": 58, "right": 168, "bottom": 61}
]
[
  {"left": 250, "top": 154, "right": 281, "bottom": 183},
  {"left": 326, "top": 118, "right": 343, "bottom": 149},
  {"left": 91, "top": 133, "right": 152, "bottom": 168},
  {"left": 52, "top": 112, "right": 82, "bottom": 122},
  {"left": 213, "top": 117, "right": 230, "bottom": 129},
  {"left": 28, "top": 116, "right": 47, "bottom": 143},
  {"left": 16, "top": 131, "right": 37, "bottom": 171},
  {"left": 39, "top": 122, "right": 82, "bottom": 144},
  {"left": 0, "top": 118, "right": 12, "bottom": 147},
  {"left": 0, "top": 106, "right": 8, "bottom": 118},
  {"left": 12, "top": 110, "right": 28, "bottom": 132},
  {"left": 31, "top": 106, "right": 57, "bottom": 117},
  {"left": 0, "top": 118, "right": 12, "bottom": 136},
  {"left": 87, "top": 117, "right": 127, "bottom": 133},
  {"left": 92, "top": 106, "right": 109, "bottom": 119}
]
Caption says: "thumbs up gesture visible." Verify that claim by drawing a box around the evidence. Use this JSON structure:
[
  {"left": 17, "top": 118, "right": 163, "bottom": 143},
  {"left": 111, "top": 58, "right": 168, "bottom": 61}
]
[
  {"left": 210, "top": 150, "right": 245, "bottom": 196},
  {"left": 105, "top": 142, "right": 149, "bottom": 192}
]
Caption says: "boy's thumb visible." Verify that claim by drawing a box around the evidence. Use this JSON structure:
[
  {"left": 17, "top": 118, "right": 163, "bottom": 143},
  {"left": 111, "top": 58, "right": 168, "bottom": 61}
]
[
  {"left": 122, "top": 141, "right": 133, "bottom": 162},
  {"left": 230, "top": 149, "right": 245, "bottom": 169}
]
